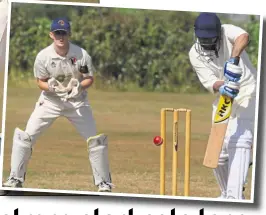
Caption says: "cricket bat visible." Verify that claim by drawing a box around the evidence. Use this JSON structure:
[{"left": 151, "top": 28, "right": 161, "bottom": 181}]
[{"left": 203, "top": 94, "right": 233, "bottom": 168}]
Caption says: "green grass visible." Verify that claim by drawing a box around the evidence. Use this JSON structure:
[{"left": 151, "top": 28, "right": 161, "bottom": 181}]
[{"left": 1, "top": 82, "right": 254, "bottom": 200}]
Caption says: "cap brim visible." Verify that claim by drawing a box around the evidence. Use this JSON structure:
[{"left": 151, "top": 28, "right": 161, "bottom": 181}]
[
  {"left": 195, "top": 29, "right": 218, "bottom": 38},
  {"left": 52, "top": 29, "right": 68, "bottom": 32}
]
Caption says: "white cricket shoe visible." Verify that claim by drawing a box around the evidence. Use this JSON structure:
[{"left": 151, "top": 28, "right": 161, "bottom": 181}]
[
  {"left": 218, "top": 187, "right": 246, "bottom": 199},
  {"left": 219, "top": 194, "right": 245, "bottom": 199},
  {"left": 3, "top": 177, "right": 23, "bottom": 188},
  {"left": 98, "top": 182, "right": 114, "bottom": 192},
  {"left": 226, "top": 195, "right": 245, "bottom": 200}
]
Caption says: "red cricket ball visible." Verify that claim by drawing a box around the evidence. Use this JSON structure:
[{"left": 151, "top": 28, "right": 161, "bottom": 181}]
[{"left": 153, "top": 136, "right": 163, "bottom": 146}]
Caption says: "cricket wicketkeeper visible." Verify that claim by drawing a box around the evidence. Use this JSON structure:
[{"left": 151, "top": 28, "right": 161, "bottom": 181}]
[
  {"left": 189, "top": 13, "right": 257, "bottom": 199},
  {"left": 3, "top": 17, "right": 113, "bottom": 192}
]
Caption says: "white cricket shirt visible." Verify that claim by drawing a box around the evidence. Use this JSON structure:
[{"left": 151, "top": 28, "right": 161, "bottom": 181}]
[
  {"left": 189, "top": 24, "right": 257, "bottom": 103},
  {"left": 34, "top": 42, "right": 95, "bottom": 101}
]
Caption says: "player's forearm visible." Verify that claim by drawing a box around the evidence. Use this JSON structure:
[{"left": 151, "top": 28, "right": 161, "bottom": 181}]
[
  {"left": 37, "top": 78, "right": 50, "bottom": 91},
  {"left": 231, "top": 33, "right": 249, "bottom": 58},
  {"left": 213, "top": 80, "right": 224, "bottom": 92},
  {"left": 80, "top": 77, "right": 94, "bottom": 90}
]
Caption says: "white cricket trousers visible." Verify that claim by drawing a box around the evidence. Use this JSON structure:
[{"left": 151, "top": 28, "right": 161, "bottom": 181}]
[
  {"left": 7, "top": 93, "right": 111, "bottom": 186},
  {"left": 213, "top": 94, "right": 256, "bottom": 199},
  {"left": 25, "top": 94, "right": 97, "bottom": 144}
]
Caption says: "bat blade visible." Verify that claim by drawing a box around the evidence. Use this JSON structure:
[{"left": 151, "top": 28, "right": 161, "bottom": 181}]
[{"left": 203, "top": 95, "right": 233, "bottom": 168}]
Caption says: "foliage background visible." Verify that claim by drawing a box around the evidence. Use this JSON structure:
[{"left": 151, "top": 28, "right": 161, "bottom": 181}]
[{"left": 8, "top": 3, "right": 260, "bottom": 93}]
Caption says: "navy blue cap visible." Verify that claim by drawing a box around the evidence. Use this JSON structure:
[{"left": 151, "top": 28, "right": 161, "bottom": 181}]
[
  {"left": 50, "top": 18, "right": 71, "bottom": 32},
  {"left": 194, "top": 13, "right": 221, "bottom": 38}
]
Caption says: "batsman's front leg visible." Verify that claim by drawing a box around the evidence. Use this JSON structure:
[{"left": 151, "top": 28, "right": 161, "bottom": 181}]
[{"left": 213, "top": 148, "right": 229, "bottom": 199}]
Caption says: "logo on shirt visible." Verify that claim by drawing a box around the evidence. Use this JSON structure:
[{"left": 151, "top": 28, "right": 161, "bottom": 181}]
[
  {"left": 70, "top": 57, "right": 77, "bottom": 65},
  {"left": 51, "top": 61, "right": 56, "bottom": 68}
]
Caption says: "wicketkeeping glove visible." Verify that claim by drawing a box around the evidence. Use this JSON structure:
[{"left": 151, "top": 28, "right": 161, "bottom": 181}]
[
  {"left": 219, "top": 81, "right": 240, "bottom": 99},
  {"left": 62, "top": 78, "right": 82, "bottom": 101},
  {"left": 47, "top": 77, "right": 69, "bottom": 93}
]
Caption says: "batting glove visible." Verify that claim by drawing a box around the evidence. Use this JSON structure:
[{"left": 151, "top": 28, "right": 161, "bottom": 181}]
[
  {"left": 219, "top": 81, "right": 240, "bottom": 99},
  {"left": 224, "top": 57, "right": 243, "bottom": 82},
  {"left": 224, "top": 63, "right": 242, "bottom": 82}
]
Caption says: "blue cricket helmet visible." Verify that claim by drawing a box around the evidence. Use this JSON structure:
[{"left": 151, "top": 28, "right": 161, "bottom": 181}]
[
  {"left": 194, "top": 12, "right": 221, "bottom": 38},
  {"left": 194, "top": 12, "right": 222, "bottom": 57}
]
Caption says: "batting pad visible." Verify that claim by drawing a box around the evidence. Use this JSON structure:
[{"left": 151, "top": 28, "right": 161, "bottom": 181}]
[
  {"left": 213, "top": 149, "right": 229, "bottom": 197},
  {"left": 87, "top": 134, "right": 112, "bottom": 186},
  {"left": 9, "top": 128, "right": 32, "bottom": 182},
  {"left": 227, "top": 147, "right": 251, "bottom": 199}
]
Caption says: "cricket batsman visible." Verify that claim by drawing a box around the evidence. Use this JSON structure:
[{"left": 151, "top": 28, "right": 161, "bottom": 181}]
[
  {"left": 189, "top": 13, "right": 257, "bottom": 199},
  {"left": 3, "top": 17, "right": 113, "bottom": 192}
]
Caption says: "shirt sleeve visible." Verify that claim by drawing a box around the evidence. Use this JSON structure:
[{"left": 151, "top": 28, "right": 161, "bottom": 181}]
[
  {"left": 189, "top": 47, "right": 220, "bottom": 94},
  {"left": 33, "top": 54, "right": 49, "bottom": 79},
  {"left": 223, "top": 24, "right": 248, "bottom": 44}
]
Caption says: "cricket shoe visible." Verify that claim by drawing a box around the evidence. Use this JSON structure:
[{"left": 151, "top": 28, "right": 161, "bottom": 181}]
[
  {"left": 3, "top": 177, "right": 23, "bottom": 188},
  {"left": 98, "top": 182, "right": 114, "bottom": 192},
  {"left": 217, "top": 193, "right": 245, "bottom": 199},
  {"left": 226, "top": 195, "right": 245, "bottom": 200}
]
